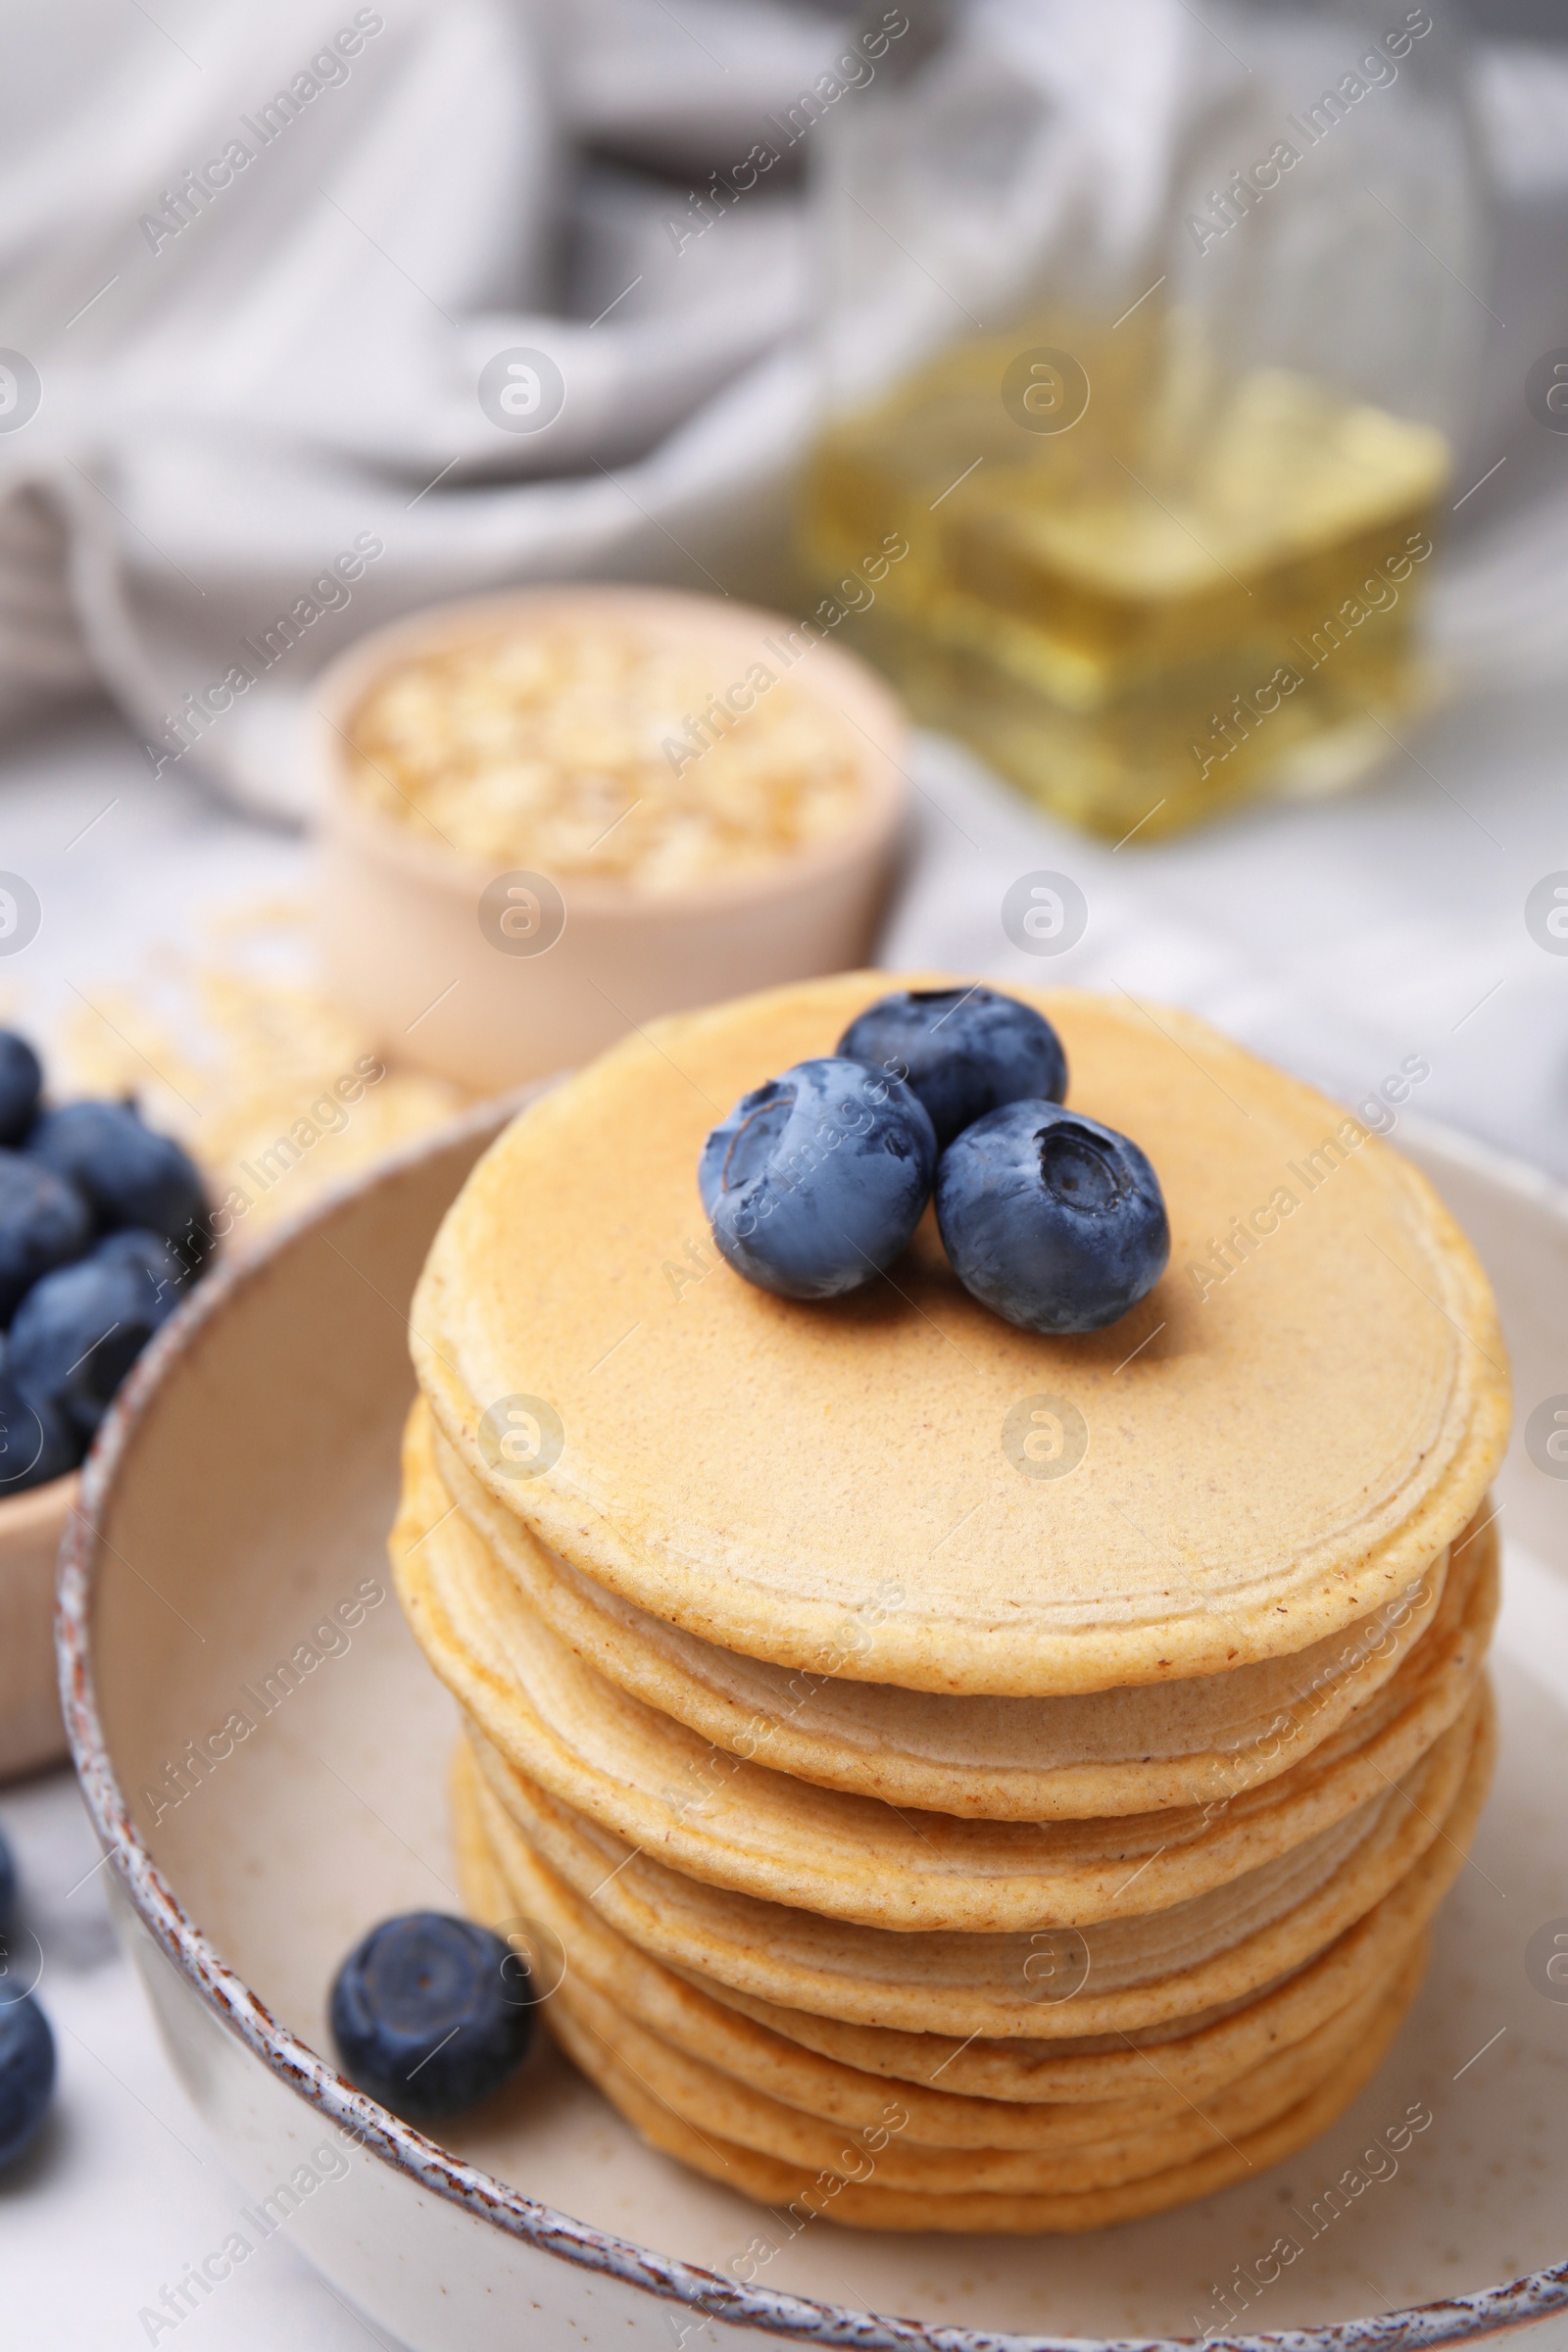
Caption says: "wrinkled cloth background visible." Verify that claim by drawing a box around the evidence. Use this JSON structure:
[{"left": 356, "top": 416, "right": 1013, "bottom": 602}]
[
  {"left": 0, "top": 0, "right": 834, "bottom": 812},
  {"left": 1, "top": 0, "right": 1567, "bottom": 817}
]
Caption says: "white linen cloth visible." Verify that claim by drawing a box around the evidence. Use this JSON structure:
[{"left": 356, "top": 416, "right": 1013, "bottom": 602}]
[
  {"left": 0, "top": 0, "right": 840, "bottom": 813},
  {"left": 0, "top": 3, "right": 1565, "bottom": 823}
]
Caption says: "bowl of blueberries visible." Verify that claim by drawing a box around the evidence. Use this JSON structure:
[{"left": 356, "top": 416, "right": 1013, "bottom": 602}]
[{"left": 0, "top": 1026, "right": 210, "bottom": 1780}]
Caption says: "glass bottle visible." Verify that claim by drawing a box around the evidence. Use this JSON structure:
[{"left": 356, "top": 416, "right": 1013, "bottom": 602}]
[{"left": 799, "top": 0, "right": 1485, "bottom": 839}]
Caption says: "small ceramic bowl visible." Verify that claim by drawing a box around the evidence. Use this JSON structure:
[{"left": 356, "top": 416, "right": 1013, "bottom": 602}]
[
  {"left": 0, "top": 1472, "right": 75, "bottom": 1780},
  {"left": 56, "top": 1098, "right": 1568, "bottom": 2351},
  {"left": 311, "top": 587, "right": 909, "bottom": 1093}
]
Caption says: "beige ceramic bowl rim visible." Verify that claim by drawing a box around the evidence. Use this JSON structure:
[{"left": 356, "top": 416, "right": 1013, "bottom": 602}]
[
  {"left": 54, "top": 1101, "right": 1568, "bottom": 2352},
  {"left": 311, "top": 584, "right": 910, "bottom": 919}
]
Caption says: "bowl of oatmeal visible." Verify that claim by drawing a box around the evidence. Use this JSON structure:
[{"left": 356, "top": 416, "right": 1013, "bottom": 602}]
[{"left": 312, "top": 587, "right": 908, "bottom": 1090}]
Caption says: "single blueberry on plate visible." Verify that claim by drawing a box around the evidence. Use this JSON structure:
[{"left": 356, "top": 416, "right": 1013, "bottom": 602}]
[
  {"left": 0, "top": 1993, "right": 55, "bottom": 2171},
  {"left": 0, "top": 1033, "right": 41, "bottom": 1150},
  {"left": 330, "top": 1912, "right": 535, "bottom": 2121},
  {"left": 837, "top": 986, "right": 1067, "bottom": 1149},
  {"left": 699, "top": 1056, "right": 937, "bottom": 1301},
  {"left": 27, "top": 1100, "right": 210, "bottom": 1261},
  {"left": 0, "top": 1364, "right": 82, "bottom": 1493},
  {"left": 0, "top": 1151, "right": 92, "bottom": 1324},
  {"left": 936, "top": 1101, "right": 1169, "bottom": 1334},
  {"left": 7, "top": 1233, "right": 183, "bottom": 1437}
]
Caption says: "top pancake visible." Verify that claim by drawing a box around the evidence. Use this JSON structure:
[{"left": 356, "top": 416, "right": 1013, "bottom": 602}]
[{"left": 413, "top": 974, "right": 1508, "bottom": 1695}]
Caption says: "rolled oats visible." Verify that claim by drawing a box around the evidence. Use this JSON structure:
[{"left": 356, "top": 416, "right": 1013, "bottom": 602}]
[{"left": 344, "top": 623, "right": 866, "bottom": 891}]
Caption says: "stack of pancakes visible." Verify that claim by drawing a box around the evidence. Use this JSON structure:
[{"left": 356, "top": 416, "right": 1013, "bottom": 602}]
[{"left": 391, "top": 975, "right": 1509, "bottom": 2232}]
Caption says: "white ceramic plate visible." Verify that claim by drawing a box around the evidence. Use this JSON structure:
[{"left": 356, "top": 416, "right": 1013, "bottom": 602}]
[{"left": 59, "top": 1102, "right": 1568, "bottom": 2352}]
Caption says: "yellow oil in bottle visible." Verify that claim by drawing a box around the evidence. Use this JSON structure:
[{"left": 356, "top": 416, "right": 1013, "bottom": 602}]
[{"left": 799, "top": 318, "right": 1450, "bottom": 840}]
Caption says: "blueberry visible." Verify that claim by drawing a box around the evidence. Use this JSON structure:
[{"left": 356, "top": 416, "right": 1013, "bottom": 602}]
[
  {"left": 837, "top": 987, "right": 1067, "bottom": 1150},
  {"left": 27, "top": 1101, "right": 209, "bottom": 1261},
  {"left": 7, "top": 1232, "right": 184, "bottom": 1437},
  {"left": 0, "top": 1993, "right": 55, "bottom": 2170},
  {"left": 0, "top": 1151, "right": 92, "bottom": 1324},
  {"left": 329, "top": 1912, "right": 534, "bottom": 2121},
  {"left": 0, "top": 1034, "right": 41, "bottom": 1150},
  {"left": 93, "top": 1227, "right": 193, "bottom": 1298},
  {"left": 935, "top": 1102, "right": 1169, "bottom": 1334},
  {"left": 700, "top": 1056, "right": 937, "bottom": 1301},
  {"left": 0, "top": 1365, "right": 82, "bottom": 1493}
]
